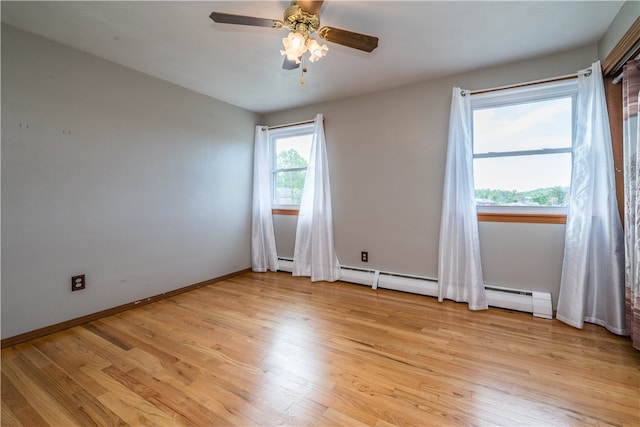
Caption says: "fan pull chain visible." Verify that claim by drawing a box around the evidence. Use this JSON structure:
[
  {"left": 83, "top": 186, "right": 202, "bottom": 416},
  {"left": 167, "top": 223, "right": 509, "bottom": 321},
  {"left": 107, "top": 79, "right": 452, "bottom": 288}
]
[{"left": 300, "top": 57, "right": 307, "bottom": 84}]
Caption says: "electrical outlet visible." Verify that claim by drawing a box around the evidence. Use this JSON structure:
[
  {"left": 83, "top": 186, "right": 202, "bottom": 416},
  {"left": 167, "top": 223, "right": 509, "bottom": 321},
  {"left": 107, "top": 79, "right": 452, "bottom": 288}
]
[
  {"left": 71, "top": 275, "right": 85, "bottom": 291},
  {"left": 361, "top": 251, "right": 368, "bottom": 262}
]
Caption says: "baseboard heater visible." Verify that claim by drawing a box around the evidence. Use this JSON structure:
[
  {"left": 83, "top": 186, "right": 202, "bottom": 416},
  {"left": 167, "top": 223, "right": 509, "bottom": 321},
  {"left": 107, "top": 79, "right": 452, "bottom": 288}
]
[{"left": 277, "top": 258, "right": 552, "bottom": 319}]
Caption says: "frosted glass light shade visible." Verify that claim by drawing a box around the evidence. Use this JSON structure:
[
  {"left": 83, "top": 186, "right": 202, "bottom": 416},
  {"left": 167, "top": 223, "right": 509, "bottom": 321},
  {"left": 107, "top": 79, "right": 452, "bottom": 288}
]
[
  {"left": 280, "top": 32, "right": 308, "bottom": 63},
  {"left": 307, "top": 39, "right": 328, "bottom": 63}
]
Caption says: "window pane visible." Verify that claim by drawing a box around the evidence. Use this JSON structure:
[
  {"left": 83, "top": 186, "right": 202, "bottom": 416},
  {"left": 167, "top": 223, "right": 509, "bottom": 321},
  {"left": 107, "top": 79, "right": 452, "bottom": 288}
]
[
  {"left": 473, "top": 97, "right": 572, "bottom": 154},
  {"left": 474, "top": 153, "right": 571, "bottom": 206},
  {"left": 270, "top": 126, "right": 313, "bottom": 207},
  {"left": 274, "top": 170, "right": 306, "bottom": 205},
  {"left": 276, "top": 135, "right": 312, "bottom": 169}
]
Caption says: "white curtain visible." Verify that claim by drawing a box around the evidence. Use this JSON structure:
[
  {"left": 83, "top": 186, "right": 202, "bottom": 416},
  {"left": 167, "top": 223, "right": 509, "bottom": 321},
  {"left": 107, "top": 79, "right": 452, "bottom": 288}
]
[
  {"left": 251, "top": 125, "right": 279, "bottom": 272},
  {"left": 557, "top": 61, "right": 626, "bottom": 334},
  {"left": 292, "top": 114, "right": 342, "bottom": 282},
  {"left": 438, "top": 88, "right": 488, "bottom": 310}
]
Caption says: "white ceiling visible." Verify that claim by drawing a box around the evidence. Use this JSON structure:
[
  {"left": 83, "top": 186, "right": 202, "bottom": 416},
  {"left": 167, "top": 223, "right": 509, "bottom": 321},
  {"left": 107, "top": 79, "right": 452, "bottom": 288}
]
[{"left": 1, "top": 1, "right": 625, "bottom": 114}]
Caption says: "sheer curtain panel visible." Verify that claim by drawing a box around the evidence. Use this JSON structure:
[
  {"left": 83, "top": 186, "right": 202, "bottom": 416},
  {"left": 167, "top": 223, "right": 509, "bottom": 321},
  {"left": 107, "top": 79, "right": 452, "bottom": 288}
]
[
  {"left": 557, "top": 61, "right": 626, "bottom": 334},
  {"left": 292, "top": 114, "right": 342, "bottom": 282},
  {"left": 623, "top": 59, "right": 640, "bottom": 349},
  {"left": 251, "top": 126, "right": 279, "bottom": 272},
  {"left": 438, "top": 88, "right": 488, "bottom": 310}
]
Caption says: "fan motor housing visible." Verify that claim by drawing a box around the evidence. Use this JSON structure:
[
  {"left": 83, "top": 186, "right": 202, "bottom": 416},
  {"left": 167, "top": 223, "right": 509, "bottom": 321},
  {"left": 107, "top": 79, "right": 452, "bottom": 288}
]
[{"left": 284, "top": 3, "right": 320, "bottom": 34}]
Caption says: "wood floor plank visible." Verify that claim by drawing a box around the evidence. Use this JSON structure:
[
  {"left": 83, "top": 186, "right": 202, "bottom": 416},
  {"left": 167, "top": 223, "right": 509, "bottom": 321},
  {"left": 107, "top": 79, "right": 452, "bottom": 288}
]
[
  {"left": 2, "top": 271, "right": 639, "bottom": 426},
  {"left": 1, "top": 399, "right": 25, "bottom": 427},
  {"left": 1, "top": 372, "right": 47, "bottom": 427},
  {"left": 123, "top": 367, "right": 226, "bottom": 427},
  {"left": 12, "top": 349, "right": 127, "bottom": 426},
  {"left": 31, "top": 336, "right": 113, "bottom": 398},
  {"left": 2, "top": 358, "right": 80, "bottom": 426},
  {"left": 84, "top": 365, "right": 183, "bottom": 426},
  {"left": 319, "top": 407, "right": 375, "bottom": 427}
]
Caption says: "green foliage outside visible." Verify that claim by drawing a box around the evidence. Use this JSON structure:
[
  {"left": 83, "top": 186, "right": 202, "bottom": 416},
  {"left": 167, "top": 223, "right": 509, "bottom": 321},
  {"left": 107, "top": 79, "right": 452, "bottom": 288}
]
[
  {"left": 275, "top": 149, "right": 308, "bottom": 204},
  {"left": 475, "top": 186, "right": 569, "bottom": 206}
]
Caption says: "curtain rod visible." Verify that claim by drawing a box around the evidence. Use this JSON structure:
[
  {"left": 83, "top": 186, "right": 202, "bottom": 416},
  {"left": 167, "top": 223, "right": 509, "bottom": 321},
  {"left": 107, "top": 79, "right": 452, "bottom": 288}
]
[
  {"left": 262, "top": 118, "right": 318, "bottom": 131},
  {"left": 612, "top": 54, "right": 640, "bottom": 85},
  {"left": 468, "top": 69, "right": 591, "bottom": 96}
]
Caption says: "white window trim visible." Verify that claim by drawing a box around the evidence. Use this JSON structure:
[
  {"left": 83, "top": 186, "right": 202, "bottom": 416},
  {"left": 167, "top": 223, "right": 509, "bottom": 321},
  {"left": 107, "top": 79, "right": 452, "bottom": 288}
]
[
  {"left": 471, "top": 79, "right": 578, "bottom": 215},
  {"left": 471, "top": 79, "right": 578, "bottom": 108},
  {"left": 269, "top": 123, "right": 314, "bottom": 210}
]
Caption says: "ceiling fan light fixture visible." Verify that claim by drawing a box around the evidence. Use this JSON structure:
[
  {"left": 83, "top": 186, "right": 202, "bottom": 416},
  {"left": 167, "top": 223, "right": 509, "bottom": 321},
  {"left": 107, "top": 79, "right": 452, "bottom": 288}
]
[
  {"left": 280, "top": 31, "right": 307, "bottom": 62},
  {"left": 210, "top": 0, "right": 379, "bottom": 80},
  {"left": 306, "top": 38, "right": 328, "bottom": 63}
]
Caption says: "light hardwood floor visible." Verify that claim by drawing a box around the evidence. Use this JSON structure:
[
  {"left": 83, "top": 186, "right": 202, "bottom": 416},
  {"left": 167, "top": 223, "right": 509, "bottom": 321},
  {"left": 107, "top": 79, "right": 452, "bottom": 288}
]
[{"left": 2, "top": 271, "right": 639, "bottom": 426}]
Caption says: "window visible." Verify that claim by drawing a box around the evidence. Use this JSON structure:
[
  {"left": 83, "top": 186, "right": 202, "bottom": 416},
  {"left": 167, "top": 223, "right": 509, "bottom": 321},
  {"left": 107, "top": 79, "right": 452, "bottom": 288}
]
[
  {"left": 270, "top": 124, "right": 314, "bottom": 211},
  {"left": 471, "top": 80, "right": 577, "bottom": 220}
]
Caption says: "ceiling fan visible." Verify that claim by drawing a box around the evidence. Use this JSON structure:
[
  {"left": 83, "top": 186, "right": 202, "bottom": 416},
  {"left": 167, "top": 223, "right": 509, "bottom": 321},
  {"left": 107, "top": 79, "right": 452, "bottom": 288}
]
[{"left": 209, "top": 0, "right": 379, "bottom": 81}]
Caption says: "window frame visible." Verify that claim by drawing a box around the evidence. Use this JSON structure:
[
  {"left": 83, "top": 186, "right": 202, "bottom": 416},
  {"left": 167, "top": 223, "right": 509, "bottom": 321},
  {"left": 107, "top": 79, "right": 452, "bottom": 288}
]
[
  {"left": 470, "top": 79, "right": 578, "bottom": 223},
  {"left": 269, "top": 123, "right": 314, "bottom": 214}
]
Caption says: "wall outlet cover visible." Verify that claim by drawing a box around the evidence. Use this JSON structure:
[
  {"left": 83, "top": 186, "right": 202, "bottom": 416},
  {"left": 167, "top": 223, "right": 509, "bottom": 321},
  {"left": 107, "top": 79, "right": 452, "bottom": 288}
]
[{"left": 71, "top": 274, "right": 85, "bottom": 291}]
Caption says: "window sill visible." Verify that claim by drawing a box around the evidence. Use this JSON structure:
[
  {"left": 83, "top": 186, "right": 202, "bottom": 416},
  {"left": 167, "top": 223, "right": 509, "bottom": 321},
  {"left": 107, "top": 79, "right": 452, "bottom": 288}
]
[
  {"left": 272, "top": 209, "right": 566, "bottom": 223},
  {"left": 272, "top": 208, "right": 299, "bottom": 216},
  {"left": 477, "top": 212, "right": 566, "bottom": 224}
]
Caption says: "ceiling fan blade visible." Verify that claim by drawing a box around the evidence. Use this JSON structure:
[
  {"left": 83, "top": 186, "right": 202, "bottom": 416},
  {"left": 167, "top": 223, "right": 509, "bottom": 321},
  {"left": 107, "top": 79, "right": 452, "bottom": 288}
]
[
  {"left": 298, "top": 0, "right": 324, "bottom": 15},
  {"left": 318, "top": 27, "right": 379, "bottom": 52},
  {"left": 282, "top": 57, "right": 301, "bottom": 70},
  {"left": 209, "top": 12, "right": 280, "bottom": 28}
]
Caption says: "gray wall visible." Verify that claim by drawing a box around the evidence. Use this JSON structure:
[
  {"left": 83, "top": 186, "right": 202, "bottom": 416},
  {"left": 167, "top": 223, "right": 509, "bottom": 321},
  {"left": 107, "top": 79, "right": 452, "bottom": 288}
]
[
  {"left": 1, "top": 25, "right": 257, "bottom": 339},
  {"left": 598, "top": 0, "right": 639, "bottom": 63},
  {"left": 262, "top": 45, "right": 599, "bottom": 307}
]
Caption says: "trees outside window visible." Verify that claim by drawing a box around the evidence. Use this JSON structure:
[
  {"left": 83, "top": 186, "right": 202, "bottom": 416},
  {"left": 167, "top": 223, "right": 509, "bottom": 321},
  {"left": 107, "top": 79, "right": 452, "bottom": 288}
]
[{"left": 274, "top": 148, "right": 308, "bottom": 205}]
